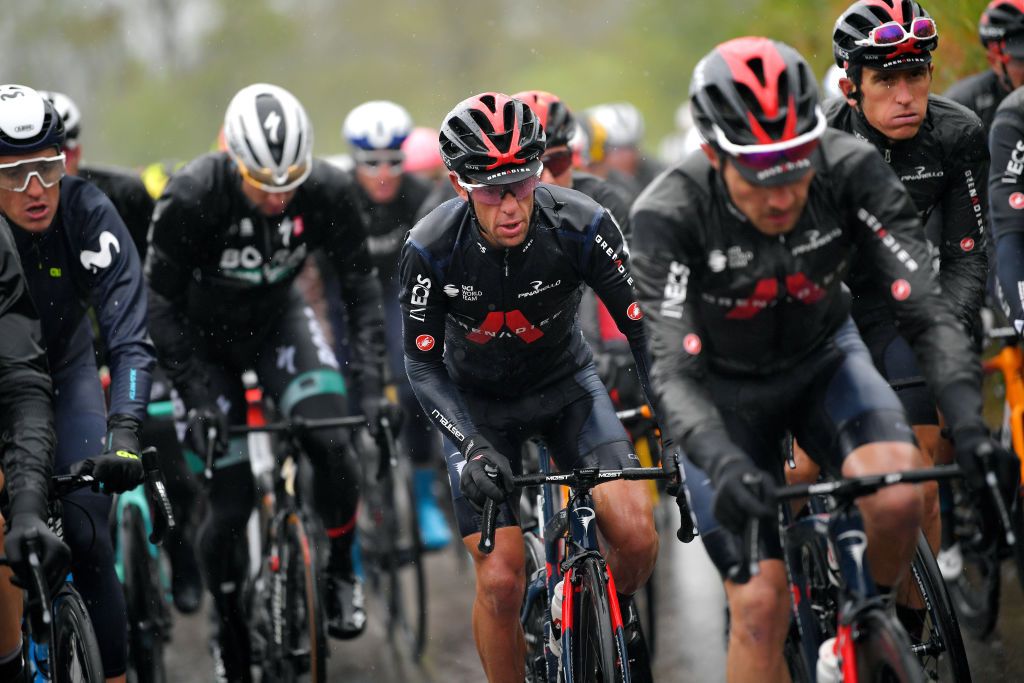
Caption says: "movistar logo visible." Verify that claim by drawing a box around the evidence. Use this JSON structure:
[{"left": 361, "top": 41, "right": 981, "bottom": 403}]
[{"left": 80, "top": 231, "right": 120, "bottom": 272}]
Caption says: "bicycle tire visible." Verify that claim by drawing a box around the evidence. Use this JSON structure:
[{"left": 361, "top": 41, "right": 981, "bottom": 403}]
[
  {"left": 566, "top": 557, "right": 626, "bottom": 683},
  {"left": 522, "top": 531, "right": 548, "bottom": 683},
  {"left": 260, "top": 511, "right": 327, "bottom": 683},
  {"left": 905, "top": 535, "right": 972, "bottom": 682},
  {"left": 52, "top": 584, "right": 105, "bottom": 683},
  {"left": 782, "top": 515, "right": 838, "bottom": 674},
  {"left": 388, "top": 453, "right": 428, "bottom": 659},
  {"left": 853, "top": 610, "right": 926, "bottom": 683},
  {"left": 943, "top": 483, "right": 1001, "bottom": 639},
  {"left": 121, "top": 504, "right": 168, "bottom": 683}
]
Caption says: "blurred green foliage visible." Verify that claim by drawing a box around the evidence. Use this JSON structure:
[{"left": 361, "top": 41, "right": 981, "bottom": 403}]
[{"left": 0, "top": 0, "right": 990, "bottom": 167}]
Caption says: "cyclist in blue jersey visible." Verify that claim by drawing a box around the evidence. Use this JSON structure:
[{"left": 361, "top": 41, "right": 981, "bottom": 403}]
[{"left": 0, "top": 84, "right": 152, "bottom": 683}]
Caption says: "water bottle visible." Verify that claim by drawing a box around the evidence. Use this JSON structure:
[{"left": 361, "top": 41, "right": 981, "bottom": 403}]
[
  {"left": 548, "top": 579, "right": 565, "bottom": 657},
  {"left": 816, "top": 636, "right": 841, "bottom": 683}
]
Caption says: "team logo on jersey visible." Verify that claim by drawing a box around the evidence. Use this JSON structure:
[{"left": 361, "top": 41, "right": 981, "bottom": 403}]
[
  {"left": 409, "top": 274, "right": 432, "bottom": 322},
  {"left": 443, "top": 284, "right": 459, "bottom": 297},
  {"left": 626, "top": 302, "right": 643, "bottom": 320},
  {"left": 79, "top": 231, "right": 120, "bottom": 272},
  {"left": 891, "top": 279, "right": 911, "bottom": 302},
  {"left": 683, "top": 333, "right": 702, "bottom": 355},
  {"left": 416, "top": 335, "right": 435, "bottom": 351},
  {"left": 960, "top": 238, "right": 975, "bottom": 252},
  {"left": 1011, "top": 192, "right": 1024, "bottom": 210}
]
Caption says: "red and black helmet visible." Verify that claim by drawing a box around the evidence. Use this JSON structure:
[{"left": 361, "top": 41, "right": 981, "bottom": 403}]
[
  {"left": 981, "top": 0, "right": 1024, "bottom": 44},
  {"left": 512, "top": 90, "right": 576, "bottom": 149},
  {"left": 833, "top": 0, "right": 937, "bottom": 70},
  {"left": 690, "top": 37, "right": 822, "bottom": 151},
  {"left": 439, "top": 92, "right": 546, "bottom": 185}
]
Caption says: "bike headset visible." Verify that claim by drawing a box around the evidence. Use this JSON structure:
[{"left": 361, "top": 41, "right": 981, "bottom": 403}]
[
  {"left": 689, "top": 37, "right": 824, "bottom": 188},
  {"left": 0, "top": 84, "right": 66, "bottom": 157},
  {"left": 832, "top": 0, "right": 937, "bottom": 108},
  {"left": 980, "top": 0, "right": 1024, "bottom": 93},
  {"left": 342, "top": 100, "right": 413, "bottom": 152},
  {"left": 222, "top": 82, "right": 313, "bottom": 193},
  {"left": 438, "top": 92, "right": 546, "bottom": 225}
]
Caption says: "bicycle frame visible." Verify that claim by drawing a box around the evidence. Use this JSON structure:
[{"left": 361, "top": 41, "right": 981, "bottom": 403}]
[{"left": 981, "top": 338, "right": 1024, "bottom": 483}]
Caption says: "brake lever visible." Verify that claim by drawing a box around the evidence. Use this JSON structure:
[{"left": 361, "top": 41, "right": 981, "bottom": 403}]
[{"left": 142, "top": 447, "right": 176, "bottom": 545}]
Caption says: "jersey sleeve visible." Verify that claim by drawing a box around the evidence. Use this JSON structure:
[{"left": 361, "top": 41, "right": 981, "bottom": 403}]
[
  {"left": 399, "top": 237, "right": 479, "bottom": 453},
  {"left": 0, "top": 219, "right": 54, "bottom": 518},
  {"left": 144, "top": 177, "right": 215, "bottom": 407},
  {"left": 989, "top": 106, "right": 1024, "bottom": 243},
  {"left": 631, "top": 189, "right": 739, "bottom": 478},
  {"left": 936, "top": 120, "right": 989, "bottom": 331},
  {"left": 322, "top": 184, "right": 386, "bottom": 394},
  {"left": 841, "top": 146, "right": 985, "bottom": 433},
  {"left": 81, "top": 193, "right": 155, "bottom": 421}
]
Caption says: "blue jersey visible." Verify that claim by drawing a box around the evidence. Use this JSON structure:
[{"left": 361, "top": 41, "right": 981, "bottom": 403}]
[{"left": 11, "top": 175, "right": 155, "bottom": 421}]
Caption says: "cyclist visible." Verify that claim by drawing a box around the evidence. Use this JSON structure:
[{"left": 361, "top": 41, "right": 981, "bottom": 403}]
[
  {"left": 631, "top": 38, "right": 1016, "bottom": 683},
  {"left": 402, "top": 125, "right": 446, "bottom": 184},
  {"left": 0, "top": 214, "right": 68, "bottom": 683},
  {"left": 146, "top": 83, "right": 385, "bottom": 681},
  {"left": 401, "top": 92, "right": 659, "bottom": 683},
  {"left": 341, "top": 99, "right": 452, "bottom": 550},
  {"left": 0, "top": 84, "right": 152, "bottom": 683},
  {"left": 585, "top": 102, "right": 665, "bottom": 197},
  {"left": 38, "top": 89, "right": 203, "bottom": 612},
  {"left": 989, "top": 79, "right": 1024, "bottom": 336},
  {"left": 946, "top": 0, "right": 1024, "bottom": 135},
  {"left": 828, "top": 0, "right": 989, "bottom": 577}
]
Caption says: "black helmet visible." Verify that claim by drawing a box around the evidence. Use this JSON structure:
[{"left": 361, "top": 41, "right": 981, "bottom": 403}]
[
  {"left": 981, "top": 0, "right": 1024, "bottom": 62},
  {"left": 833, "top": 0, "right": 937, "bottom": 70},
  {"left": 0, "top": 84, "right": 66, "bottom": 157},
  {"left": 439, "top": 92, "right": 545, "bottom": 185},
  {"left": 512, "top": 90, "right": 576, "bottom": 149}
]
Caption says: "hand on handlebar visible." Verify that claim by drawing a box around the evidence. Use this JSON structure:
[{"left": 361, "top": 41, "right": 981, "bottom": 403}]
[
  {"left": 712, "top": 459, "right": 776, "bottom": 536},
  {"left": 71, "top": 413, "right": 146, "bottom": 494},
  {"left": 460, "top": 435, "right": 515, "bottom": 509},
  {"left": 185, "top": 405, "right": 229, "bottom": 458},
  {"left": 953, "top": 428, "right": 1020, "bottom": 506},
  {"left": 660, "top": 438, "right": 682, "bottom": 496},
  {"left": 3, "top": 515, "right": 70, "bottom": 596},
  {"left": 361, "top": 395, "right": 403, "bottom": 436}
]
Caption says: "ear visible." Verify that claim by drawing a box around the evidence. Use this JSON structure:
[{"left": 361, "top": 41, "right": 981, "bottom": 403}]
[
  {"left": 700, "top": 143, "right": 719, "bottom": 170},
  {"left": 449, "top": 171, "right": 469, "bottom": 201},
  {"left": 839, "top": 77, "right": 858, "bottom": 108}
]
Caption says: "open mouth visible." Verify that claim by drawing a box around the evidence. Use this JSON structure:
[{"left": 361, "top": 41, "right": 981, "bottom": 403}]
[{"left": 25, "top": 202, "right": 49, "bottom": 221}]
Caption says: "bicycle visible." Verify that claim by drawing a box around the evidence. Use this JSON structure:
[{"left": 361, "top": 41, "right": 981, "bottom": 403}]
[
  {"left": 737, "top": 466, "right": 969, "bottom": 683},
  {"left": 5, "top": 449, "right": 174, "bottom": 683},
  {"left": 479, "top": 464, "right": 671, "bottom": 683}
]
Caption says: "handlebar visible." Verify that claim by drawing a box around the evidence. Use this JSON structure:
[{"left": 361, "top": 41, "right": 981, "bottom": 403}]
[{"left": 477, "top": 466, "right": 669, "bottom": 555}]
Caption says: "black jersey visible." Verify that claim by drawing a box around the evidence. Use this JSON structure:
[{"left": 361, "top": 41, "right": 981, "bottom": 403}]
[
  {"left": 353, "top": 173, "right": 432, "bottom": 276},
  {"left": 78, "top": 164, "right": 154, "bottom": 259},
  {"left": 0, "top": 216, "right": 55, "bottom": 518},
  {"left": 946, "top": 69, "right": 1006, "bottom": 136},
  {"left": 573, "top": 171, "right": 633, "bottom": 238},
  {"left": 986, "top": 87, "right": 1024, "bottom": 328},
  {"left": 145, "top": 152, "right": 385, "bottom": 406},
  {"left": 631, "top": 132, "right": 982, "bottom": 475},
  {"left": 400, "top": 185, "right": 651, "bottom": 452},
  {"left": 11, "top": 176, "right": 154, "bottom": 422},
  {"left": 825, "top": 95, "right": 989, "bottom": 331}
]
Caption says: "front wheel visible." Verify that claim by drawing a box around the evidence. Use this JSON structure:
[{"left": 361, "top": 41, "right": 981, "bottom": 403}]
[
  {"left": 121, "top": 503, "right": 169, "bottom": 683},
  {"left": 52, "top": 584, "right": 105, "bottom": 683},
  {"left": 566, "top": 557, "right": 626, "bottom": 683},
  {"left": 854, "top": 610, "right": 926, "bottom": 683}
]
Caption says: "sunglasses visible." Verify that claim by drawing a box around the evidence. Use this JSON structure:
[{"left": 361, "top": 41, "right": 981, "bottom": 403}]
[
  {"left": 0, "top": 153, "right": 66, "bottom": 192},
  {"left": 458, "top": 168, "right": 541, "bottom": 205},
  {"left": 541, "top": 150, "right": 573, "bottom": 177},
  {"left": 855, "top": 17, "right": 937, "bottom": 48},
  {"left": 238, "top": 158, "right": 311, "bottom": 193},
  {"left": 712, "top": 107, "right": 826, "bottom": 170}
]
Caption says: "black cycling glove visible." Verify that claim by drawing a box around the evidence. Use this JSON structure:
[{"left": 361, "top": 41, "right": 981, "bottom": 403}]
[
  {"left": 4, "top": 514, "right": 70, "bottom": 596},
  {"left": 711, "top": 459, "right": 776, "bottom": 535},
  {"left": 72, "top": 413, "right": 145, "bottom": 493},
  {"left": 953, "top": 426, "right": 1020, "bottom": 510},
  {"left": 185, "top": 405, "right": 229, "bottom": 458},
  {"left": 460, "top": 434, "right": 515, "bottom": 509}
]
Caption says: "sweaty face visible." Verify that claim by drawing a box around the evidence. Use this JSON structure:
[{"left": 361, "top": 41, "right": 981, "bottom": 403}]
[
  {"left": 856, "top": 65, "right": 932, "bottom": 142},
  {"left": 0, "top": 150, "right": 62, "bottom": 233},
  {"left": 239, "top": 176, "right": 297, "bottom": 217},
  {"left": 450, "top": 172, "right": 534, "bottom": 248},
  {"left": 720, "top": 157, "right": 814, "bottom": 236}
]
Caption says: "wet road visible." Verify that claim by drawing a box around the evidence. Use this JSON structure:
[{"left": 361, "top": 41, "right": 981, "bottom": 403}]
[{"left": 165, "top": 512, "right": 1024, "bottom": 682}]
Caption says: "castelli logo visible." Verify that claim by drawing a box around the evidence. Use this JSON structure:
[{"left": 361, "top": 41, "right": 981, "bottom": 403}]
[
  {"left": 891, "top": 279, "right": 911, "bottom": 301},
  {"left": 960, "top": 238, "right": 975, "bottom": 252},
  {"left": 683, "top": 333, "right": 702, "bottom": 355},
  {"left": 1011, "top": 192, "right": 1024, "bottom": 210},
  {"left": 626, "top": 302, "right": 643, "bottom": 320},
  {"left": 415, "top": 335, "right": 435, "bottom": 351}
]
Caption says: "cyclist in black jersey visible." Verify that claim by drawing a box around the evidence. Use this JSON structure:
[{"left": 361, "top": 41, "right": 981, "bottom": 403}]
[
  {"left": 631, "top": 37, "right": 1016, "bottom": 683},
  {"left": 0, "top": 214, "right": 67, "bottom": 683},
  {"left": 401, "top": 92, "right": 659, "bottom": 683},
  {"left": 146, "top": 83, "right": 385, "bottom": 681},
  {"left": 946, "top": 0, "right": 1024, "bottom": 135},
  {"left": 828, "top": 0, "right": 989, "bottom": 562},
  {"left": 989, "top": 86, "right": 1024, "bottom": 334},
  {"left": 340, "top": 100, "right": 452, "bottom": 550}
]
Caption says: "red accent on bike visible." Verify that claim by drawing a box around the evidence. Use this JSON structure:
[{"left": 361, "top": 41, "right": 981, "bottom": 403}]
[
  {"left": 606, "top": 568, "right": 626, "bottom": 631},
  {"left": 269, "top": 555, "right": 280, "bottom": 572},
  {"left": 838, "top": 622, "right": 858, "bottom": 682},
  {"left": 326, "top": 512, "right": 358, "bottom": 539},
  {"left": 562, "top": 567, "right": 575, "bottom": 630},
  {"left": 245, "top": 386, "right": 266, "bottom": 427},
  {"left": 789, "top": 583, "right": 801, "bottom": 607}
]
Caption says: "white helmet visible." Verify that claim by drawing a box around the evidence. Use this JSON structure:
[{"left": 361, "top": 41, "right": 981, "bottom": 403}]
[
  {"left": 585, "top": 102, "right": 645, "bottom": 148},
  {"left": 37, "top": 90, "right": 81, "bottom": 145},
  {"left": 822, "top": 64, "right": 846, "bottom": 101},
  {"left": 223, "top": 83, "right": 313, "bottom": 192},
  {"left": 343, "top": 100, "right": 413, "bottom": 151}
]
